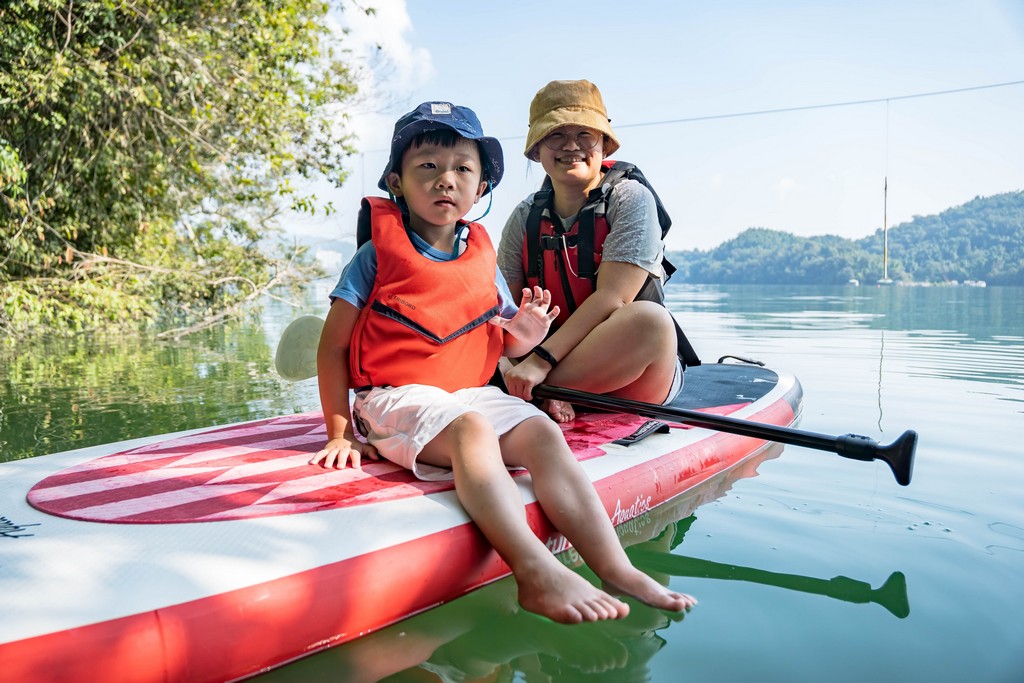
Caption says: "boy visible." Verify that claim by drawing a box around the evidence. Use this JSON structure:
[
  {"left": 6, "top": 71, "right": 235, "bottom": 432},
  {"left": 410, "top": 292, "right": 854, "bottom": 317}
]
[{"left": 313, "top": 102, "right": 695, "bottom": 624}]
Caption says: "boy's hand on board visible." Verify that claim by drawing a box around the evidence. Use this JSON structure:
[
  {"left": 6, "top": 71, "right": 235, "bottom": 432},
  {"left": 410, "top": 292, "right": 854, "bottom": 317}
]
[{"left": 310, "top": 436, "right": 379, "bottom": 469}]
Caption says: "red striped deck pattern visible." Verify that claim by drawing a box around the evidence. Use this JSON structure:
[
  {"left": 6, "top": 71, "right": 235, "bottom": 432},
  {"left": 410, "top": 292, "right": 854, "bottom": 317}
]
[{"left": 27, "top": 407, "right": 744, "bottom": 524}]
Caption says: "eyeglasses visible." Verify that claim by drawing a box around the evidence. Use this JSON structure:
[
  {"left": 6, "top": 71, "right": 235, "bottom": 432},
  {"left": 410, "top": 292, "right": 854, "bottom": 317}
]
[{"left": 541, "top": 129, "right": 602, "bottom": 151}]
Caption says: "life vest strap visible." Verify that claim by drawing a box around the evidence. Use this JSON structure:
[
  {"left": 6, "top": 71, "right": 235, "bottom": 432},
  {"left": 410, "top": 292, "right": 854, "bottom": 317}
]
[
  {"left": 524, "top": 189, "right": 550, "bottom": 280},
  {"left": 577, "top": 203, "right": 598, "bottom": 281}
]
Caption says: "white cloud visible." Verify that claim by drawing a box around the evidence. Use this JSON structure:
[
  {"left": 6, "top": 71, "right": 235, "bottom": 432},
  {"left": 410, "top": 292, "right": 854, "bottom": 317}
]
[
  {"left": 333, "top": 0, "right": 435, "bottom": 144},
  {"left": 283, "top": 1, "right": 436, "bottom": 226}
]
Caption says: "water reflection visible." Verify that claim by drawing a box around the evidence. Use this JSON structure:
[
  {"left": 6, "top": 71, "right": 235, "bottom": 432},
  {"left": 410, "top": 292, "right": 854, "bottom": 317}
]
[
  {"left": 668, "top": 283, "right": 1023, "bottom": 340},
  {"left": 667, "top": 285, "right": 1024, "bottom": 393},
  {"left": 252, "top": 444, "right": 909, "bottom": 683},
  {"left": 629, "top": 547, "right": 909, "bottom": 619},
  {"left": 4, "top": 284, "right": 1019, "bottom": 461},
  {"left": 4, "top": 325, "right": 237, "bottom": 460},
  {"left": 0, "top": 306, "right": 322, "bottom": 462}
]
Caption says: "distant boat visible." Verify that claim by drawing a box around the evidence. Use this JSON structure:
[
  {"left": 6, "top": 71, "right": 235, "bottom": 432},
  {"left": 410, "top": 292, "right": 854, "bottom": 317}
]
[
  {"left": 877, "top": 278, "right": 894, "bottom": 286},
  {"left": 848, "top": 278, "right": 860, "bottom": 286}
]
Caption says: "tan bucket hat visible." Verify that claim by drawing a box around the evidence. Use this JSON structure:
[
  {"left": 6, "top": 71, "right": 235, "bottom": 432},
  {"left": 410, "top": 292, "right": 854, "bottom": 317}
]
[{"left": 524, "top": 80, "right": 621, "bottom": 160}]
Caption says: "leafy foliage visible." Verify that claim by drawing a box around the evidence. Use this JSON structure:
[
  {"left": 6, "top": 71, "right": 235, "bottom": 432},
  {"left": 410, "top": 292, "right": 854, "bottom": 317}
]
[
  {"left": 1, "top": 0, "right": 360, "bottom": 338},
  {"left": 670, "top": 191, "right": 1024, "bottom": 285}
]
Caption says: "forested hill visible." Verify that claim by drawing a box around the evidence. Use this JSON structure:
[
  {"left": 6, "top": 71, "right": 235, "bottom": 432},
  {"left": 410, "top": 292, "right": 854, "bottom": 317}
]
[{"left": 666, "top": 190, "right": 1024, "bottom": 285}]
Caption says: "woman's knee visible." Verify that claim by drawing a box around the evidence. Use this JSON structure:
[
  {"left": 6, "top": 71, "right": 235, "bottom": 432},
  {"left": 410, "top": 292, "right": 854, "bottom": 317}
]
[
  {"left": 623, "top": 299, "right": 673, "bottom": 325},
  {"left": 610, "top": 301, "right": 676, "bottom": 351}
]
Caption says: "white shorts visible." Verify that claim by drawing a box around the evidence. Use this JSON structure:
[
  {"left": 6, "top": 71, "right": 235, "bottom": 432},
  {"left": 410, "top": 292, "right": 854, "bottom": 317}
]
[
  {"left": 352, "top": 384, "right": 547, "bottom": 481},
  {"left": 665, "top": 358, "right": 684, "bottom": 404}
]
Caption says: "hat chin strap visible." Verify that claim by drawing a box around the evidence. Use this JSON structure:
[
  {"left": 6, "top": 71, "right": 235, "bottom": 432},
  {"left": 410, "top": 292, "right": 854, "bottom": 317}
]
[
  {"left": 464, "top": 181, "right": 494, "bottom": 223},
  {"left": 386, "top": 188, "right": 412, "bottom": 219}
]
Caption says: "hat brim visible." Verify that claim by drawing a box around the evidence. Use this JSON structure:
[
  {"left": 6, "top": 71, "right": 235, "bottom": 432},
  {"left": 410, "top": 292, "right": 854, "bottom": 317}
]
[
  {"left": 377, "top": 121, "right": 504, "bottom": 194},
  {"left": 524, "top": 106, "right": 620, "bottom": 160}
]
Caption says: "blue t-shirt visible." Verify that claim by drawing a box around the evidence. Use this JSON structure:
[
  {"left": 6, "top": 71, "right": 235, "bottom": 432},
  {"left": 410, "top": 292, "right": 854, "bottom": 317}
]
[{"left": 330, "top": 227, "right": 519, "bottom": 318}]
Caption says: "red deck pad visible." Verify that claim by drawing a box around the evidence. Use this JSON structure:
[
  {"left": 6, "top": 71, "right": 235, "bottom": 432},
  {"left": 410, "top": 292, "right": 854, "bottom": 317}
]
[{"left": 27, "top": 405, "right": 747, "bottom": 524}]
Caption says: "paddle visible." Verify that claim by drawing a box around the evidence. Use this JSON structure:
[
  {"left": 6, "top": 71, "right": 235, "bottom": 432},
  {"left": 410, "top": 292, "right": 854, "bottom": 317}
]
[
  {"left": 273, "top": 316, "right": 916, "bottom": 485},
  {"left": 532, "top": 384, "right": 917, "bottom": 486}
]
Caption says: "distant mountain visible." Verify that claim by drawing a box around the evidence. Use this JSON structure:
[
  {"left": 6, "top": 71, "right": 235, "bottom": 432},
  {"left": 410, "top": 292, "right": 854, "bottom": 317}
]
[{"left": 666, "top": 191, "right": 1024, "bottom": 285}]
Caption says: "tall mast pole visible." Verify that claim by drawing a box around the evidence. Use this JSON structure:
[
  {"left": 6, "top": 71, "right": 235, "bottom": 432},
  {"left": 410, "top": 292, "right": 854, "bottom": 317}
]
[
  {"left": 883, "top": 176, "right": 889, "bottom": 281},
  {"left": 879, "top": 100, "right": 893, "bottom": 285}
]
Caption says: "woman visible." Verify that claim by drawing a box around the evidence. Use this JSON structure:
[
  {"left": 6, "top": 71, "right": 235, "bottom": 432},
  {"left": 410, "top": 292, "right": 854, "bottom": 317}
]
[{"left": 498, "top": 80, "right": 691, "bottom": 422}]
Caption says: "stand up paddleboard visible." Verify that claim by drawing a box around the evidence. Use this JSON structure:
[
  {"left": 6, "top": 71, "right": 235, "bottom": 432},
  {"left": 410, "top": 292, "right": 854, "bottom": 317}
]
[
  {"left": 0, "top": 350, "right": 811, "bottom": 682},
  {"left": 4, "top": 303, "right": 918, "bottom": 683}
]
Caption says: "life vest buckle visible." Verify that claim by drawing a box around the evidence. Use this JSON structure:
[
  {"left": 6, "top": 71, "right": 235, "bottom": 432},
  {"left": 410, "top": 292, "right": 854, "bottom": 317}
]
[{"left": 540, "top": 234, "right": 577, "bottom": 250}]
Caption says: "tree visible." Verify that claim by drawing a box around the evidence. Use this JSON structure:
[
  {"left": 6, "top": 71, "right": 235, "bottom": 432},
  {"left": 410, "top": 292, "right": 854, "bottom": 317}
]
[{"left": 1, "top": 0, "right": 362, "bottom": 338}]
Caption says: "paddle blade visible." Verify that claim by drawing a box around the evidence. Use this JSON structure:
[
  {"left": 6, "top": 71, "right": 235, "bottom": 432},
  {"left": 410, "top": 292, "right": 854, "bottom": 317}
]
[
  {"left": 877, "top": 430, "right": 917, "bottom": 487},
  {"left": 275, "top": 315, "right": 325, "bottom": 381},
  {"left": 835, "top": 429, "right": 917, "bottom": 486}
]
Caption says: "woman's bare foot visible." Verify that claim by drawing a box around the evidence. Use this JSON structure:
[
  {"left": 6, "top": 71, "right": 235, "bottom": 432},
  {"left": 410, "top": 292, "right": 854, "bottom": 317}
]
[
  {"left": 515, "top": 559, "right": 630, "bottom": 624},
  {"left": 543, "top": 399, "right": 575, "bottom": 423},
  {"left": 601, "top": 566, "right": 697, "bottom": 612}
]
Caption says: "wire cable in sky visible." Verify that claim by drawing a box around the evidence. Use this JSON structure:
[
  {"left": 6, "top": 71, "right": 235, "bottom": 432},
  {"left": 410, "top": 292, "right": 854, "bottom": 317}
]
[
  {"left": 613, "top": 79, "right": 1024, "bottom": 130},
  {"left": 362, "top": 79, "right": 1024, "bottom": 149}
]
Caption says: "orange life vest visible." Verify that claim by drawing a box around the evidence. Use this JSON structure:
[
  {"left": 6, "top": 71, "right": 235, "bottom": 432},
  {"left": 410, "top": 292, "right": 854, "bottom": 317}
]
[{"left": 349, "top": 197, "right": 504, "bottom": 392}]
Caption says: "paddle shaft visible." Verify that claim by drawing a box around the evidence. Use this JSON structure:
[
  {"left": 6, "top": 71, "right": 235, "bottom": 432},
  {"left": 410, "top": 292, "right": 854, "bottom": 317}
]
[{"left": 533, "top": 384, "right": 916, "bottom": 486}]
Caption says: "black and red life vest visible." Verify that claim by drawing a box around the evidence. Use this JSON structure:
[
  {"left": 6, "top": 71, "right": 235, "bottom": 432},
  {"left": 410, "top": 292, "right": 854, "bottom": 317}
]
[
  {"left": 349, "top": 197, "right": 505, "bottom": 392},
  {"left": 522, "top": 160, "right": 700, "bottom": 367}
]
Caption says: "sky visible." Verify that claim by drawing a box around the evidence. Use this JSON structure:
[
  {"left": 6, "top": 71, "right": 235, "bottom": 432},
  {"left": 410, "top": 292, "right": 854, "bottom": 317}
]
[{"left": 291, "top": 0, "right": 1024, "bottom": 254}]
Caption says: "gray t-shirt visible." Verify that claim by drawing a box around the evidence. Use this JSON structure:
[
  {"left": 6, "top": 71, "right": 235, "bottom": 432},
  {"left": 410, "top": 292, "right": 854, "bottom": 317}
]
[{"left": 497, "top": 177, "right": 665, "bottom": 292}]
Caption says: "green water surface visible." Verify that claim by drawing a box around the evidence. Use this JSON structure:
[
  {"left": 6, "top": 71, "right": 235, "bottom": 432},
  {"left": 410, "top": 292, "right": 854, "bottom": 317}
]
[{"left": 2, "top": 283, "right": 1022, "bottom": 682}]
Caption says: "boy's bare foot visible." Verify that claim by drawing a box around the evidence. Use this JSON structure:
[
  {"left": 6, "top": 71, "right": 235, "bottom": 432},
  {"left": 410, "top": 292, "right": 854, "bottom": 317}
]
[
  {"left": 515, "top": 560, "right": 630, "bottom": 624},
  {"left": 601, "top": 566, "right": 698, "bottom": 612},
  {"left": 542, "top": 399, "right": 575, "bottom": 423}
]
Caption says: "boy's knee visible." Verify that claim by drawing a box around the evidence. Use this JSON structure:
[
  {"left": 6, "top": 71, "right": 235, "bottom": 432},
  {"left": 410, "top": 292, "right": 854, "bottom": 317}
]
[
  {"left": 448, "top": 410, "right": 494, "bottom": 438},
  {"left": 428, "top": 411, "right": 498, "bottom": 460},
  {"left": 517, "top": 416, "right": 570, "bottom": 456},
  {"left": 534, "top": 414, "right": 565, "bottom": 439}
]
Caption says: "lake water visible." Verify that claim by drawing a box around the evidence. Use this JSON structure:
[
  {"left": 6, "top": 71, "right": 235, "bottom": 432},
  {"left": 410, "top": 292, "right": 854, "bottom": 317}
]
[{"left": 2, "top": 283, "right": 1022, "bottom": 682}]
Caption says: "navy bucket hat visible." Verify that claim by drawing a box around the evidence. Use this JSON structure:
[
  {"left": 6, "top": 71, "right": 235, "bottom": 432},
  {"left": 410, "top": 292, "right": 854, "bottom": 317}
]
[{"left": 377, "top": 102, "right": 504, "bottom": 194}]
